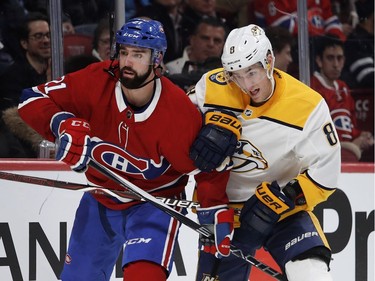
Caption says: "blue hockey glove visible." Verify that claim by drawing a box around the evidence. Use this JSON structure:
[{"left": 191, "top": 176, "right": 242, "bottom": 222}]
[
  {"left": 190, "top": 110, "right": 241, "bottom": 172},
  {"left": 239, "top": 181, "right": 295, "bottom": 249},
  {"left": 197, "top": 205, "right": 234, "bottom": 258},
  {"left": 51, "top": 112, "right": 92, "bottom": 172}
]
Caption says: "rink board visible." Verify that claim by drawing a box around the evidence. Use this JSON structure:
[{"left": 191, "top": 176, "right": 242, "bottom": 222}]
[{"left": 0, "top": 161, "right": 373, "bottom": 281}]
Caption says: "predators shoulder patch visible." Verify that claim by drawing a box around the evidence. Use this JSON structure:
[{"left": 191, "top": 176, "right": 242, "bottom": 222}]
[{"left": 208, "top": 69, "right": 227, "bottom": 85}]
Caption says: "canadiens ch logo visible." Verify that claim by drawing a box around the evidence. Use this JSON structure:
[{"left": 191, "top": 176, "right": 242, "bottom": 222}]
[
  {"left": 65, "top": 254, "right": 72, "bottom": 264},
  {"left": 209, "top": 70, "right": 227, "bottom": 85},
  {"left": 91, "top": 141, "right": 171, "bottom": 180}
]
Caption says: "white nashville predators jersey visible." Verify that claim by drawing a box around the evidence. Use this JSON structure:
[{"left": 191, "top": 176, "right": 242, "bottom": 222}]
[{"left": 189, "top": 68, "right": 341, "bottom": 211}]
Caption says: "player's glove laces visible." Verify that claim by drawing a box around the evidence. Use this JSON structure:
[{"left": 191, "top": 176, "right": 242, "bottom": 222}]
[
  {"left": 197, "top": 205, "right": 234, "bottom": 258},
  {"left": 51, "top": 112, "right": 91, "bottom": 172}
]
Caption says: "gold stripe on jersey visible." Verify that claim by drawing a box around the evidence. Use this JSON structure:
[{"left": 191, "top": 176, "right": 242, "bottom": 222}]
[
  {"left": 203, "top": 68, "right": 250, "bottom": 112},
  {"left": 205, "top": 111, "right": 242, "bottom": 139},
  {"left": 308, "top": 212, "right": 331, "bottom": 250},
  {"left": 296, "top": 173, "right": 335, "bottom": 208},
  {"left": 242, "top": 70, "right": 324, "bottom": 129},
  {"left": 203, "top": 68, "right": 324, "bottom": 130}
]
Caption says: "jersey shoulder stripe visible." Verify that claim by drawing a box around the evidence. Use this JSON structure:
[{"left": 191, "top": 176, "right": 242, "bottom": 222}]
[
  {"left": 256, "top": 70, "right": 324, "bottom": 129},
  {"left": 203, "top": 68, "right": 250, "bottom": 112}
]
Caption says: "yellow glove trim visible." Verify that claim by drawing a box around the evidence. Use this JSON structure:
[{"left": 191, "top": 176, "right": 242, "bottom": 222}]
[
  {"left": 204, "top": 111, "right": 242, "bottom": 140},
  {"left": 255, "top": 182, "right": 290, "bottom": 215}
]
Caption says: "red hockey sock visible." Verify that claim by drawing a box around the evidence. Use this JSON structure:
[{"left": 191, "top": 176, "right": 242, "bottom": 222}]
[{"left": 123, "top": 260, "right": 167, "bottom": 281}]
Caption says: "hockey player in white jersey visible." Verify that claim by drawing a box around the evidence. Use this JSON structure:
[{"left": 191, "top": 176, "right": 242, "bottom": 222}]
[{"left": 189, "top": 24, "right": 341, "bottom": 281}]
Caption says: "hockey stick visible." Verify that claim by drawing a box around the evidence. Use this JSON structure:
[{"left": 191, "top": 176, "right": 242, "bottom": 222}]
[
  {"left": 0, "top": 171, "right": 200, "bottom": 209},
  {"left": 89, "top": 160, "right": 284, "bottom": 280}
]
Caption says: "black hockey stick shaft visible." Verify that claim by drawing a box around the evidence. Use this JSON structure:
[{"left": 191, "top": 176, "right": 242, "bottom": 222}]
[
  {"left": 0, "top": 171, "right": 200, "bottom": 209},
  {"left": 89, "top": 160, "right": 284, "bottom": 280}
]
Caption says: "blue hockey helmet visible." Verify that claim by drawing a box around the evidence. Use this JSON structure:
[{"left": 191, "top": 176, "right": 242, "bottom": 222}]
[{"left": 115, "top": 18, "right": 167, "bottom": 64}]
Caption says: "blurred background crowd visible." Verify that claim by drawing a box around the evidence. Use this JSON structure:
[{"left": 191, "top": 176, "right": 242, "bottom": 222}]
[{"left": 0, "top": 0, "right": 373, "bottom": 162}]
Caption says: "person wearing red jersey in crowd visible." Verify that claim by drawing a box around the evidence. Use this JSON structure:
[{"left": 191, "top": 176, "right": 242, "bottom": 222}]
[
  {"left": 311, "top": 35, "right": 374, "bottom": 161},
  {"left": 254, "top": 0, "right": 346, "bottom": 42},
  {"left": 17, "top": 17, "right": 239, "bottom": 281}
]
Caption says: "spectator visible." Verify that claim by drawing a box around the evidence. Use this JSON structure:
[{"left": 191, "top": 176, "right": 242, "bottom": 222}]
[
  {"left": 62, "top": 13, "right": 76, "bottom": 36},
  {"left": 254, "top": 0, "right": 346, "bottom": 42},
  {"left": 265, "top": 26, "right": 295, "bottom": 73},
  {"left": 166, "top": 17, "right": 227, "bottom": 90},
  {"left": 254, "top": 0, "right": 347, "bottom": 79},
  {"left": 136, "top": 0, "right": 183, "bottom": 63},
  {"left": 179, "top": 0, "right": 224, "bottom": 52},
  {"left": 215, "top": 0, "right": 253, "bottom": 28},
  {"left": 0, "top": 12, "right": 51, "bottom": 158},
  {"left": 0, "top": 107, "right": 43, "bottom": 158},
  {"left": 311, "top": 35, "right": 374, "bottom": 161},
  {"left": 342, "top": 0, "right": 374, "bottom": 89},
  {"left": 331, "top": 0, "right": 358, "bottom": 37},
  {"left": 91, "top": 17, "right": 111, "bottom": 61},
  {"left": 0, "top": 11, "right": 51, "bottom": 111},
  {"left": 166, "top": 17, "right": 227, "bottom": 74},
  {"left": 0, "top": 0, "right": 27, "bottom": 62}
]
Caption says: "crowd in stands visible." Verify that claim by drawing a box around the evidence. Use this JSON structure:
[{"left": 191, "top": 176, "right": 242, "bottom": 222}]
[{"left": 0, "top": 0, "right": 373, "bottom": 162}]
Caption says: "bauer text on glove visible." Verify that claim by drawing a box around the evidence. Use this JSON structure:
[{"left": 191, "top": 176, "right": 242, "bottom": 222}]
[{"left": 239, "top": 181, "right": 295, "bottom": 249}]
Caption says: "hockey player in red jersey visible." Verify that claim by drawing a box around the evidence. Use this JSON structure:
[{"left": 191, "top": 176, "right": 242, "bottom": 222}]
[
  {"left": 189, "top": 24, "right": 340, "bottom": 281},
  {"left": 18, "top": 18, "right": 239, "bottom": 281},
  {"left": 311, "top": 35, "right": 374, "bottom": 161}
]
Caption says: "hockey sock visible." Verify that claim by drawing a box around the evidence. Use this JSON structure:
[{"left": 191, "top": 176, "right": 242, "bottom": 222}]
[{"left": 123, "top": 260, "right": 167, "bottom": 281}]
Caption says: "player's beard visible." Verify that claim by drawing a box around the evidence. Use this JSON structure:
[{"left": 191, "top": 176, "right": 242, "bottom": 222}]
[{"left": 119, "top": 65, "right": 154, "bottom": 89}]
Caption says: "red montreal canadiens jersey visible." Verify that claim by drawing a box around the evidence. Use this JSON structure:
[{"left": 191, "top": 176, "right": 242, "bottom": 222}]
[
  {"left": 311, "top": 71, "right": 361, "bottom": 141},
  {"left": 18, "top": 61, "right": 202, "bottom": 210},
  {"left": 254, "top": 0, "right": 346, "bottom": 41}
]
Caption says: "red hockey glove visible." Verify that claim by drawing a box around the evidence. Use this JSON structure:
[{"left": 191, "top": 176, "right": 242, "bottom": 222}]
[
  {"left": 51, "top": 113, "right": 91, "bottom": 172},
  {"left": 197, "top": 205, "right": 234, "bottom": 258}
]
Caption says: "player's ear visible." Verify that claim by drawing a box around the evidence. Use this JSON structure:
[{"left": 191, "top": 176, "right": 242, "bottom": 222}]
[
  {"left": 266, "top": 53, "right": 273, "bottom": 66},
  {"left": 154, "top": 51, "right": 163, "bottom": 66}
]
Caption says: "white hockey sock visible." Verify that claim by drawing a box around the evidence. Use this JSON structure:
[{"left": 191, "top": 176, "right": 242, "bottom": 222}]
[{"left": 285, "top": 258, "right": 333, "bottom": 281}]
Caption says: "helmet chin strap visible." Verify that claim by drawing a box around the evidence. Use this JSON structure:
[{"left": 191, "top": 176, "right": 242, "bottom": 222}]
[
  {"left": 263, "top": 75, "right": 275, "bottom": 102},
  {"left": 124, "top": 65, "right": 164, "bottom": 90},
  {"left": 260, "top": 61, "right": 275, "bottom": 103}
]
